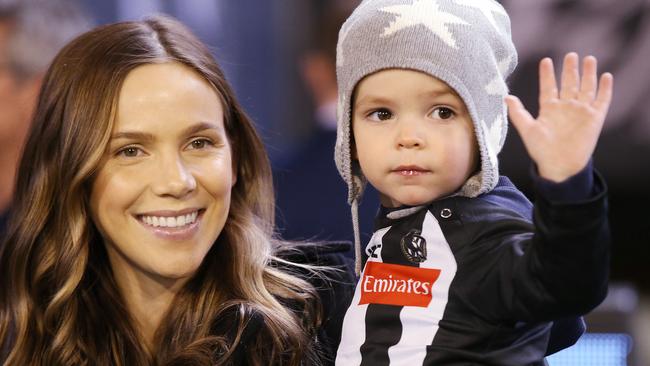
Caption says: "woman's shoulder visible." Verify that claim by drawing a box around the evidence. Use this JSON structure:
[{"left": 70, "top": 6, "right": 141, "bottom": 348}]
[
  {"left": 275, "top": 242, "right": 357, "bottom": 364},
  {"left": 274, "top": 242, "right": 357, "bottom": 306},
  {"left": 277, "top": 242, "right": 354, "bottom": 266}
]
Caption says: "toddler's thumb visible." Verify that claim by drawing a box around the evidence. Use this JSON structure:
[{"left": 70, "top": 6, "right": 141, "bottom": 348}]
[{"left": 505, "top": 95, "right": 533, "bottom": 133}]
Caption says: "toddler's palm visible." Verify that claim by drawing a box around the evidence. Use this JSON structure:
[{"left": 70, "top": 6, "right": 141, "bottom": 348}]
[{"left": 506, "top": 53, "right": 613, "bottom": 182}]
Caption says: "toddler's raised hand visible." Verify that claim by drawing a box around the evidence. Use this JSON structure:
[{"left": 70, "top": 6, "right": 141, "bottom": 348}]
[{"left": 505, "top": 53, "right": 613, "bottom": 182}]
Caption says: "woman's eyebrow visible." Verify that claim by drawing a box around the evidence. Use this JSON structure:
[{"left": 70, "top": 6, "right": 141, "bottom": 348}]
[
  {"left": 181, "top": 121, "right": 224, "bottom": 136},
  {"left": 110, "top": 122, "right": 223, "bottom": 142},
  {"left": 110, "top": 131, "right": 155, "bottom": 142}
]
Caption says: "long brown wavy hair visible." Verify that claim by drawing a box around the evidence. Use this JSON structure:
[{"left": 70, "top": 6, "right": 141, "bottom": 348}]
[{"left": 0, "top": 15, "right": 321, "bottom": 366}]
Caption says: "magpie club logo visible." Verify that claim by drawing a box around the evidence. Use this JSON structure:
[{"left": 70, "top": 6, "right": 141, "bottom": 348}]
[{"left": 401, "top": 229, "right": 427, "bottom": 263}]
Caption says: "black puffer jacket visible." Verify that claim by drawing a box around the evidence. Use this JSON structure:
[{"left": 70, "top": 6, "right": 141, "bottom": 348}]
[{"left": 336, "top": 168, "right": 609, "bottom": 366}]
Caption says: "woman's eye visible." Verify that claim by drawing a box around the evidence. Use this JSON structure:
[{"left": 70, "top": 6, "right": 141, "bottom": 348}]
[
  {"left": 431, "top": 107, "right": 455, "bottom": 120},
  {"left": 189, "top": 138, "right": 213, "bottom": 150},
  {"left": 117, "top": 146, "right": 142, "bottom": 158},
  {"left": 368, "top": 109, "right": 393, "bottom": 121}
]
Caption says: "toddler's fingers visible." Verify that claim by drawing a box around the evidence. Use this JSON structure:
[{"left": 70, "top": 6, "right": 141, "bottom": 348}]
[
  {"left": 539, "top": 58, "right": 558, "bottom": 104},
  {"left": 578, "top": 56, "right": 598, "bottom": 103},
  {"left": 594, "top": 73, "right": 614, "bottom": 113},
  {"left": 506, "top": 95, "right": 534, "bottom": 133},
  {"left": 560, "top": 52, "right": 580, "bottom": 100}
]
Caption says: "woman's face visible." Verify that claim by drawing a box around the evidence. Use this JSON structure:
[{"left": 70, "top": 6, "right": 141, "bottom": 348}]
[{"left": 90, "top": 62, "right": 235, "bottom": 284}]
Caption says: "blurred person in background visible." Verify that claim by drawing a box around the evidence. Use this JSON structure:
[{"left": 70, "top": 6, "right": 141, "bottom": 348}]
[
  {"left": 0, "top": 0, "right": 91, "bottom": 237},
  {"left": 272, "top": 2, "right": 371, "bottom": 354},
  {"left": 273, "top": 0, "right": 380, "bottom": 249}
]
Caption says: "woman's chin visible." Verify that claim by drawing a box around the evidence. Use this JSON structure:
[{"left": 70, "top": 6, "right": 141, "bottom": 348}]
[{"left": 144, "top": 260, "right": 203, "bottom": 283}]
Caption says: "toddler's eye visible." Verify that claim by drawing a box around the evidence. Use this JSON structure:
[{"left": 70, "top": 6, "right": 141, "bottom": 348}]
[
  {"left": 368, "top": 108, "right": 393, "bottom": 121},
  {"left": 431, "top": 107, "right": 455, "bottom": 120}
]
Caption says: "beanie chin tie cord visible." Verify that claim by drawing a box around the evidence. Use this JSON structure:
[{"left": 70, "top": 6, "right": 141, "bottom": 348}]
[
  {"left": 351, "top": 198, "right": 362, "bottom": 276},
  {"left": 352, "top": 202, "right": 427, "bottom": 276}
]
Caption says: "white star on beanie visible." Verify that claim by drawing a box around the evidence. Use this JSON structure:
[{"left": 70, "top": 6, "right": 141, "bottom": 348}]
[
  {"left": 453, "top": 0, "right": 507, "bottom": 32},
  {"left": 482, "top": 116, "right": 505, "bottom": 167},
  {"left": 485, "top": 54, "right": 513, "bottom": 96},
  {"left": 380, "top": 0, "right": 468, "bottom": 48},
  {"left": 337, "top": 24, "right": 353, "bottom": 67}
]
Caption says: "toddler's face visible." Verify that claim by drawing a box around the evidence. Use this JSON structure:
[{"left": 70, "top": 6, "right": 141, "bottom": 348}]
[{"left": 352, "top": 68, "right": 478, "bottom": 207}]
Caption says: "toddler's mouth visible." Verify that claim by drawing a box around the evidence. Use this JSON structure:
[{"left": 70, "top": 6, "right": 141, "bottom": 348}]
[{"left": 392, "top": 165, "right": 430, "bottom": 176}]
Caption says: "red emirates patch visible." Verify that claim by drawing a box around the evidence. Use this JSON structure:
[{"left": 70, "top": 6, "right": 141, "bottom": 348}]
[{"left": 359, "top": 261, "right": 441, "bottom": 307}]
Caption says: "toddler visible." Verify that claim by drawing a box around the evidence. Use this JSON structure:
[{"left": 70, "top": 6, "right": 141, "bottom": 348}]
[{"left": 333, "top": 0, "right": 613, "bottom": 364}]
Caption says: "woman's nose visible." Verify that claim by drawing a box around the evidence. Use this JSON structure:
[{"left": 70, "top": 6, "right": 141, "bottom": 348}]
[{"left": 151, "top": 154, "right": 197, "bottom": 198}]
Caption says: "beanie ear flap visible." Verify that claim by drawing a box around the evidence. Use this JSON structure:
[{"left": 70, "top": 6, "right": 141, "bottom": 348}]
[
  {"left": 351, "top": 173, "right": 366, "bottom": 204},
  {"left": 460, "top": 172, "right": 484, "bottom": 198},
  {"left": 350, "top": 132, "right": 358, "bottom": 160}
]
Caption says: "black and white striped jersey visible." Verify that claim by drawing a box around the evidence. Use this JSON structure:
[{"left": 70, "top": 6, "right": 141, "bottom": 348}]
[{"left": 336, "top": 175, "right": 609, "bottom": 366}]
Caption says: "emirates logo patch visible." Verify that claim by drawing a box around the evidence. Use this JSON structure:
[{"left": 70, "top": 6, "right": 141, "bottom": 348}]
[
  {"left": 359, "top": 261, "right": 441, "bottom": 307},
  {"left": 400, "top": 229, "right": 427, "bottom": 263}
]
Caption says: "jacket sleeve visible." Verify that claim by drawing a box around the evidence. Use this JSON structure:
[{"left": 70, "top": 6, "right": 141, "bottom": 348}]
[
  {"left": 456, "top": 165, "right": 611, "bottom": 326},
  {"left": 502, "top": 165, "right": 611, "bottom": 321}
]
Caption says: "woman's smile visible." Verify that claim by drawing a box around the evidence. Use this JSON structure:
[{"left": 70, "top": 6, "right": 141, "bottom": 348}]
[{"left": 136, "top": 208, "right": 205, "bottom": 240}]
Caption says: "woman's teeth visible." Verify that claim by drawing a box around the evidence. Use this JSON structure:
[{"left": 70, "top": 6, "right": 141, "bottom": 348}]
[{"left": 141, "top": 211, "right": 198, "bottom": 228}]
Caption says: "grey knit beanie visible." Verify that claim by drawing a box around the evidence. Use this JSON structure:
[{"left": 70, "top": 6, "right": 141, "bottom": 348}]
[{"left": 334, "top": 0, "right": 518, "bottom": 273}]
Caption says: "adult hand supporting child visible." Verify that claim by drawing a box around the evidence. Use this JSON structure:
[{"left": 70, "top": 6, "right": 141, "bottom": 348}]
[{"left": 505, "top": 52, "right": 614, "bottom": 183}]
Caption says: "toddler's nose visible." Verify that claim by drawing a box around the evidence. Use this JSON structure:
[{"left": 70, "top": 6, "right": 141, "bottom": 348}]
[{"left": 397, "top": 120, "right": 425, "bottom": 149}]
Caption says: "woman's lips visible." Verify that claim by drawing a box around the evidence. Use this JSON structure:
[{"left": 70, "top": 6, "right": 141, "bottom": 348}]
[{"left": 135, "top": 209, "right": 205, "bottom": 240}]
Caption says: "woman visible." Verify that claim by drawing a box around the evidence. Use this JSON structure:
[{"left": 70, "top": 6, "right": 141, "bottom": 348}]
[{"left": 0, "top": 15, "right": 344, "bottom": 365}]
